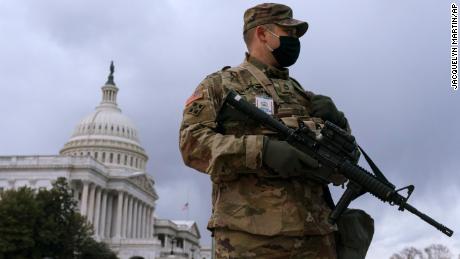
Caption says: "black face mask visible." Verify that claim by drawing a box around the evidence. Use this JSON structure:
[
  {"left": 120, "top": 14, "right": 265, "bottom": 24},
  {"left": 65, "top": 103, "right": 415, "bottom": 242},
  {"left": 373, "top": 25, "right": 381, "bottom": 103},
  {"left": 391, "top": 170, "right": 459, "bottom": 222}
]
[{"left": 266, "top": 31, "right": 301, "bottom": 67}]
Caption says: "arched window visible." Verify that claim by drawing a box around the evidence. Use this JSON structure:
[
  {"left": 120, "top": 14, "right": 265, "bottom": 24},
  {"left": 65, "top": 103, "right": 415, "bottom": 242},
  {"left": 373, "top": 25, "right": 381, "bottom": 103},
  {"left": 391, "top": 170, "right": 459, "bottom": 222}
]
[
  {"left": 109, "top": 153, "right": 113, "bottom": 163},
  {"left": 130, "top": 156, "right": 133, "bottom": 166},
  {"left": 124, "top": 155, "right": 127, "bottom": 165},
  {"left": 102, "top": 152, "right": 106, "bottom": 163},
  {"left": 117, "top": 154, "right": 121, "bottom": 164},
  {"left": 135, "top": 158, "right": 138, "bottom": 168},
  {"left": 95, "top": 152, "right": 98, "bottom": 159}
]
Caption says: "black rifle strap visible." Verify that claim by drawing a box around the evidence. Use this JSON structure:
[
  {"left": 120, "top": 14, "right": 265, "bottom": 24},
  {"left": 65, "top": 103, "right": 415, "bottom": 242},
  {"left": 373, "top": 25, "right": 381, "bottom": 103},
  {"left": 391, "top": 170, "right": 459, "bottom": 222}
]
[
  {"left": 323, "top": 185, "right": 336, "bottom": 210},
  {"left": 357, "top": 144, "right": 391, "bottom": 185}
]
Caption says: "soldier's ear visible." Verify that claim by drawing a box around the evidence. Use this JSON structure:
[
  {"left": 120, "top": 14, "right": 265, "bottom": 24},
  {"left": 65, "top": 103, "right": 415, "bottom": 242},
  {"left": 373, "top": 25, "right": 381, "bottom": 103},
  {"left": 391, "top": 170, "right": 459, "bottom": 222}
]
[{"left": 255, "top": 26, "right": 268, "bottom": 43}]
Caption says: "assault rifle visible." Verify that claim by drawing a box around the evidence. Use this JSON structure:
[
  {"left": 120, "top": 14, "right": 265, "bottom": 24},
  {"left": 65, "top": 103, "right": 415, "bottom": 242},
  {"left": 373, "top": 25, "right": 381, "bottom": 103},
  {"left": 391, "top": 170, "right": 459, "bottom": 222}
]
[{"left": 219, "top": 90, "right": 453, "bottom": 237}]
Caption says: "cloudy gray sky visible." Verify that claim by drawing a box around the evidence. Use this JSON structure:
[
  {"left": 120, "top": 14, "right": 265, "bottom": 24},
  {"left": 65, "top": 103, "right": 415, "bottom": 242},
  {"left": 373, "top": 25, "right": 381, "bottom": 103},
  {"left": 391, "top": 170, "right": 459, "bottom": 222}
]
[{"left": 0, "top": 0, "right": 458, "bottom": 257}]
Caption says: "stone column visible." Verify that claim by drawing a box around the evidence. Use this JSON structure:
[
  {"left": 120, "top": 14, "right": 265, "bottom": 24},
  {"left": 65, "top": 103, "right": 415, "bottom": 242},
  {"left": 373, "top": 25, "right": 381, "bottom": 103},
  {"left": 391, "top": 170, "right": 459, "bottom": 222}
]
[
  {"left": 138, "top": 203, "right": 144, "bottom": 238},
  {"left": 146, "top": 207, "right": 151, "bottom": 239},
  {"left": 145, "top": 207, "right": 149, "bottom": 239},
  {"left": 133, "top": 199, "right": 138, "bottom": 238},
  {"left": 127, "top": 196, "right": 133, "bottom": 238},
  {"left": 80, "top": 181, "right": 89, "bottom": 216},
  {"left": 99, "top": 190, "right": 108, "bottom": 238},
  {"left": 106, "top": 194, "right": 113, "bottom": 238},
  {"left": 136, "top": 202, "right": 141, "bottom": 238},
  {"left": 151, "top": 207, "right": 155, "bottom": 237},
  {"left": 121, "top": 194, "right": 129, "bottom": 238},
  {"left": 141, "top": 204, "right": 147, "bottom": 239},
  {"left": 143, "top": 206, "right": 148, "bottom": 238},
  {"left": 72, "top": 184, "right": 79, "bottom": 206},
  {"left": 87, "top": 184, "right": 96, "bottom": 223},
  {"left": 114, "top": 191, "right": 124, "bottom": 238},
  {"left": 149, "top": 208, "right": 153, "bottom": 238},
  {"left": 93, "top": 187, "right": 102, "bottom": 237}
]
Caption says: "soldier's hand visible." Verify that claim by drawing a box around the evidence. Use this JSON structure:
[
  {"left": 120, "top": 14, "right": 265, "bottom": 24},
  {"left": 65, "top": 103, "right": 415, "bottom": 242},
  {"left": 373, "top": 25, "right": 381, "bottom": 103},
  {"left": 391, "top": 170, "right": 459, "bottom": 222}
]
[
  {"left": 310, "top": 95, "right": 347, "bottom": 129},
  {"left": 262, "top": 138, "right": 319, "bottom": 178}
]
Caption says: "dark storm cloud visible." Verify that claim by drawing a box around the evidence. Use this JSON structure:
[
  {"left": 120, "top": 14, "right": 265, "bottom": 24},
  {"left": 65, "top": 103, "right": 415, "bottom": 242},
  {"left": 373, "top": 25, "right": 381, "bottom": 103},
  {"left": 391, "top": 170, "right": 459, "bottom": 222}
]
[{"left": 0, "top": 0, "right": 458, "bottom": 257}]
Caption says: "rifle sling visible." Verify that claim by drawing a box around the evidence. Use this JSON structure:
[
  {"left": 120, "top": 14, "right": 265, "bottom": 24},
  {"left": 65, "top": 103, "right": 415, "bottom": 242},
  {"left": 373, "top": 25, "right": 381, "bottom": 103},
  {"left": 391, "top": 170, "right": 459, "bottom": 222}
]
[
  {"left": 239, "top": 61, "right": 282, "bottom": 104},
  {"left": 357, "top": 145, "right": 391, "bottom": 185}
]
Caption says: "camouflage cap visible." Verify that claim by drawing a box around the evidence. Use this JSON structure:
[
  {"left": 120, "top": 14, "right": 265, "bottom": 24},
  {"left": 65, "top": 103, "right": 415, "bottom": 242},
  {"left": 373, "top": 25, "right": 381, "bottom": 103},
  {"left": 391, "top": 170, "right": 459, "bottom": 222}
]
[{"left": 243, "top": 3, "right": 309, "bottom": 38}]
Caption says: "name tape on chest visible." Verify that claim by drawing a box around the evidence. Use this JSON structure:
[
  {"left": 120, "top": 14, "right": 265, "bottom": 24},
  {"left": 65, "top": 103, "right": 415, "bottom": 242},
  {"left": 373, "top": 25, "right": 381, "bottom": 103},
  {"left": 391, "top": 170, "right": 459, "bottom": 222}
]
[{"left": 255, "top": 95, "right": 274, "bottom": 115}]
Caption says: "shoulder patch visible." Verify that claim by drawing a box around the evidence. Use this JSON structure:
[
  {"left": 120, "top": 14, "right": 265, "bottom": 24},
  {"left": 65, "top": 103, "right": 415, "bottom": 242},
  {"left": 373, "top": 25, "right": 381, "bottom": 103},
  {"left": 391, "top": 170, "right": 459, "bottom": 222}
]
[
  {"left": 186, "top": 102, "right": 205, "bottom": 116},
  {"left": 185, "top": 89, "right": 203, "bottom": 106}
]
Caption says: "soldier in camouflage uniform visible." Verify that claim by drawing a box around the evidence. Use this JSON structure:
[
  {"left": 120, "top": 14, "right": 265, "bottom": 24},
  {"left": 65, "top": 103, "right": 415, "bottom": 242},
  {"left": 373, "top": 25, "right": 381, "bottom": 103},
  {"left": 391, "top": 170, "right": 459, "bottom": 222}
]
[{"left": 180, "top": 3, "right": 352, "bottom": 259}]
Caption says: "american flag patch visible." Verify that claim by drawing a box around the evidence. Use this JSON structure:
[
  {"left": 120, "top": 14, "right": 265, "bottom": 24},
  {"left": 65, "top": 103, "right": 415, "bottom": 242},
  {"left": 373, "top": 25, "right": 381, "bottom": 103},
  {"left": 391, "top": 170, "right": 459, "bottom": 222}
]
[{"left": 185, "top": 89, "right": 203, "bottom": 106}]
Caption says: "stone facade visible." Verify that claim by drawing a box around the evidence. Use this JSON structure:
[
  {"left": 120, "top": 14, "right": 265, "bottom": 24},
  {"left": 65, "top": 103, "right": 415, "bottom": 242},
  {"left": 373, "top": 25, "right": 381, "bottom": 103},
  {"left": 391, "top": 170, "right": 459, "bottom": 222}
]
[
  {"left": 154, "top": 219, "right": 201, "bottom": 259},
  {"left": 0, "top": 155, "right": 159, "bottom": 259}
]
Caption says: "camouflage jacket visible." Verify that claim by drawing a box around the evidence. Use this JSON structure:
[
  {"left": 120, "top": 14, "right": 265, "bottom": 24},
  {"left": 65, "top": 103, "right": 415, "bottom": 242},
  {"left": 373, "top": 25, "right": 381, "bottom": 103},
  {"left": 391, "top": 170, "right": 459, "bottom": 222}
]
[{"left": 179, "top": 54, "right": 338, "bottom": 236}]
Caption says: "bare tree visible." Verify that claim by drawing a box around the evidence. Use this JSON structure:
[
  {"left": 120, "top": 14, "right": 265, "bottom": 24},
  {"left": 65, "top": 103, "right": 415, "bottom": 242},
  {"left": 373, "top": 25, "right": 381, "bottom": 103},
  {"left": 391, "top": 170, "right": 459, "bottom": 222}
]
[
  {"left": 424, "top": 244, "right": 452, "bottom": 259},
  {"left": 390, "top": 254, "right": 406, "bottom": 259},
  {"left": 401, "top": 247, "right": 425, "bottom": 259},
  {"left": 391, "top": 247, "right": 425, "bottom": 259},
  {"left": 390, "top": 244, "right": 454, "bottom": 259}
]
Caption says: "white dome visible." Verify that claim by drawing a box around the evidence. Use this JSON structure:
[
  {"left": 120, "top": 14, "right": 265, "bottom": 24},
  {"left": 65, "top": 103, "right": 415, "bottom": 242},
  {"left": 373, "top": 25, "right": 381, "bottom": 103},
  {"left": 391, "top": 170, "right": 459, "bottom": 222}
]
[
  {"left": 70, "top": 107, "right": 141, "bottom": 145},
  {"left": 60, "top": 63, "right": 148, "bottom": 172}
]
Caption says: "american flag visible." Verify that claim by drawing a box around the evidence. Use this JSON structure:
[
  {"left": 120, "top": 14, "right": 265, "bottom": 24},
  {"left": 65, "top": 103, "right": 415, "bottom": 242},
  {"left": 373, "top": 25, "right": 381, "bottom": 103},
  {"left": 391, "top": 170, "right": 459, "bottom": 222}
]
[{"left": 182, "top": 202, "right": 189, "bottom": 211}]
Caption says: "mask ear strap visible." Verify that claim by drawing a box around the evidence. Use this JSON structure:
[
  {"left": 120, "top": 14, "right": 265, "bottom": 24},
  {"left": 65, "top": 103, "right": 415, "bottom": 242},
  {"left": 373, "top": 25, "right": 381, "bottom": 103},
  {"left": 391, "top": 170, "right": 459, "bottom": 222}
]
[
  {"left": 265, "top": 43, "right": 274, "bottom": 52},
  {"left": 263, "top": 27, "right": 278, "bottom": 52},
  {"left": 263, "top": 26, "right": 279, "bottom": 38}
]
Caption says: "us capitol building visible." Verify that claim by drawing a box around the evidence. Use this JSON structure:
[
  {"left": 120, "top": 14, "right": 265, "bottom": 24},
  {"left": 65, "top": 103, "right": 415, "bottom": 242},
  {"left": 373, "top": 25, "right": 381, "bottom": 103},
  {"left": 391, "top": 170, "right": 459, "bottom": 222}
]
[{"left": 0, "top": 63, "right": 209, "bottom": 259}]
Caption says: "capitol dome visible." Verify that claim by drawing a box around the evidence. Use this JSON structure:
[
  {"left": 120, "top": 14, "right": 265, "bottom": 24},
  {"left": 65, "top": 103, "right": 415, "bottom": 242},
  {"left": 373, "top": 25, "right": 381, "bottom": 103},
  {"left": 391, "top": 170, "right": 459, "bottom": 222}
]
[{"left": 60, "top": 62, "right": 148, "bottom": 172}]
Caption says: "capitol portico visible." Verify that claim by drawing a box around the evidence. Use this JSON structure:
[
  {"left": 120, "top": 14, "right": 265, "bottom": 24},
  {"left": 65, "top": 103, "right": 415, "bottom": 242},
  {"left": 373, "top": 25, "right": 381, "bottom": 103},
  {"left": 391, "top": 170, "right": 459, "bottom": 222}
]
[{"left": 0, "top": 63, "right": 203, "bottom": 259}]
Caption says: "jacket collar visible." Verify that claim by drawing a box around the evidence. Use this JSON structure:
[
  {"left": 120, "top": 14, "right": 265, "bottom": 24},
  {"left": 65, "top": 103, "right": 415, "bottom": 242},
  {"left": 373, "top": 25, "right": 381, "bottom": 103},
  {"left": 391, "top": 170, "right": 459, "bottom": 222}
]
[{"left": 245, "top": 53, "right": 290, "bottom": 80}]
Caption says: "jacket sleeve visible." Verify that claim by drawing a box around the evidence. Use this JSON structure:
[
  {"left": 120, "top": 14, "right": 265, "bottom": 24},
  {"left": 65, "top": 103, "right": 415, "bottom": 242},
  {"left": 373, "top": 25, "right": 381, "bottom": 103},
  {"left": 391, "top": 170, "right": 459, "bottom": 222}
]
[{"left": 179, "top": 75, "right": 264, "bottom": 182}]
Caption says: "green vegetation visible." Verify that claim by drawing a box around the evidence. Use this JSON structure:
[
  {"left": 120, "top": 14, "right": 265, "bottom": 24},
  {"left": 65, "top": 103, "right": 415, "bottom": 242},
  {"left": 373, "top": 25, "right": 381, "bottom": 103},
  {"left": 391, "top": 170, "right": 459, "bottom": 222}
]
[{"left": 0, "top": 178, "right": 118, "bottom": 259}]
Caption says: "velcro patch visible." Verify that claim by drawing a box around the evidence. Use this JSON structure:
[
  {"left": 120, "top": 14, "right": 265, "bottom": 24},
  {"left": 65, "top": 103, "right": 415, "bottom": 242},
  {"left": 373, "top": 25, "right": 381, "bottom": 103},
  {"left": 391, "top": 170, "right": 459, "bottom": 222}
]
[
  {"left": 185, "top": 89, "right": 203, "bottom": 106},
  {"left": 187, "top": 102, "right": 205, "bottom": 116}
]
